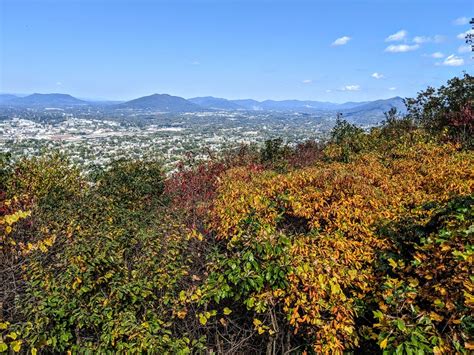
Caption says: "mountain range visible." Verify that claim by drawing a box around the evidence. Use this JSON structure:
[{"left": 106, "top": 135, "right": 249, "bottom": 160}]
[{"left": 0, "top": 93, "right": 406, "bottom": 122}]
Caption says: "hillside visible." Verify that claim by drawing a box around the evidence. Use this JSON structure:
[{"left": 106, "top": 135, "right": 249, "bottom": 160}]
[
  {"left": 117, "top": 93, "right": 202, "bottom": 112},
  {"left": 230, "top": 99, "right": 263, "bottom": 110},
  {"left": 342, "top": 96, "right": 406, "bottom": 124},
  {"left": 188, "top": 96, "right": 243, "bottom": 110},
  {"left": 4, "top": 93, "right": 87, "bottom": 107},
  {"left": 0, "top": 94, "right": 18, "bottom": 103}
]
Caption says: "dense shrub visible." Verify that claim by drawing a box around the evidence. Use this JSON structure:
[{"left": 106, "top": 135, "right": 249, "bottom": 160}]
[
  {"left": 371, "top": 196, "right": 473, "bottom": 353},
  {"left": 1, "top": 156, "right": 202, "bottom": 353},
  {"left": 1, "top": 75, "right": 473, "bottom": 353},
  {"left": 91, "top": 158, "right": 165, "bottom": 210},
  {"left": 204, "top": 141, "right": 473, "bottom": 353}
]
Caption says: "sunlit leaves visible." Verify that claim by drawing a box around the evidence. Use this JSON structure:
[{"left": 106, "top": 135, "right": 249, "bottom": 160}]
[{"left": 207, "top": 140, "right": 473, "bottom": 352}]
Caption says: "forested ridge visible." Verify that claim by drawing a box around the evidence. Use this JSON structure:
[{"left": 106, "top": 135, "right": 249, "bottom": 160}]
[{"left": 1, "top": 74, "right": 473, "bottom": 354}]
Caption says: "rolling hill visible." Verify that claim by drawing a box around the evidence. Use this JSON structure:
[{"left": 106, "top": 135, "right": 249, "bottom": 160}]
[
  {"left": 117, "top": 94, "right": 202, "bottom": 112},
  {"left": 3, "top": 93, "right": 87, "bottom": 107},
  {"left": 188, "top": 96, "right": 243, "bottom": 110},
  {"left": 0, "top": 94, "right": 18, "bottom": 104},
  {"left": 341, "top": 97, "right": 406, "bottom": 124}
]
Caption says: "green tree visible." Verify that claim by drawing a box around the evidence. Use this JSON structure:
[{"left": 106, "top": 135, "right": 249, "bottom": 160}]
[
  {"left": 404, "top": 72, "right": 473, "bottom": 146},
  {"left": 328, "top": 117, "right": 365, "bottom": 162}
]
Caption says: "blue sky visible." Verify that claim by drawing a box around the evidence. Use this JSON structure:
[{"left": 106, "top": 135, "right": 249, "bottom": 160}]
[{"left": 1, "top": 0, "right": 472, "bottom": 102}]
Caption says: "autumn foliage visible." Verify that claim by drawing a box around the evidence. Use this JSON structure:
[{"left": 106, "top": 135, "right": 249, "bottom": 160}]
[{"left": 0, "top": 75, "right": 473, "bottom": 353}]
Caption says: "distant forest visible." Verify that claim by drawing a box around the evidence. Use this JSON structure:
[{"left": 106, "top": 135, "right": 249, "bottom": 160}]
[{"left": 1, "top": 73, "right": 473, "bottom": 353}]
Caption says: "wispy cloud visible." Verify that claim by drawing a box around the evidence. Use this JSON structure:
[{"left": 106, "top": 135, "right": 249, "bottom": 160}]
[
  {"left": 302, "top": 79, "right": 313, "bottom": 84},
  {"left": 453, "top": 16, "right": 469, "bottom": 25},
  {"left": 56, "top": 81, "right": 63, "bottom": 86},
  {"left": 439, "top": 54, "right": 464, "bottom": 66},
  {"left": 458, "top": 45, "right": 471, "bottom": 54},
  {"left": 371, "top": 72, "right": 384, "bottom": 79},
  {"left": 413, "top": 35, "right": 445, "bottom": 44},
  {"left": 191, "top": 60, "right": 200, "bottom": 65},
  {"left": 388, "top": 87, "right": 397, "bottom": 91},
  {"left": 341, "top": 85, "right": 360, "bottom": 91},
  {"left": 331, "top": 36, "right": 351, "bottom": 46},
  {"left": 385, "top": 44, "right": 419, "bottom": 53},
  {"left": 385, "top": 30, "right": 407, "bottom": 42},
  {"left": 430, "top": 52, "right": 445, "bottom": 58}
]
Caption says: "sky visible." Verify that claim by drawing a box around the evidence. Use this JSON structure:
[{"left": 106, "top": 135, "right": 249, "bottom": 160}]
[{"left": 0, "top": 0, "right": 472, "bottom": 102}]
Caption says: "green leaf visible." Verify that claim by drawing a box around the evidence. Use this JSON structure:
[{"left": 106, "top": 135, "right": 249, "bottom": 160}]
[{"left": 396, "top": 319, "right": 406, "bottom": 331}]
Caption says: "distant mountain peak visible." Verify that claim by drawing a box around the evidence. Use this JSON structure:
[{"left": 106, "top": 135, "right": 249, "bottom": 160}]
[
  {"left": 3, "top": 93, "right": 87, "bottom": 107},
  {"left": 118, "top": 93, "right": 203, "bottom": 112}
]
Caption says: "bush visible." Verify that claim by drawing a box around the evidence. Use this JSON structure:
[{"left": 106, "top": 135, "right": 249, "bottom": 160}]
[
  {"left": 205, "top": 141, "right": 472, "bottom": 353},
  {"left": 372, "top": 196, "right": 473, "bottom": 353},
  {"left": 92, "top": 159, "right": 164, "bottom": 210}
]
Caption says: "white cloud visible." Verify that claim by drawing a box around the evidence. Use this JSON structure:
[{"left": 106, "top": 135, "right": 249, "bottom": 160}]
[
  {"left": 325, "top": 89, "right": 332, "bottom": 93},
  {"left": 453, "top": 17, "right": 469, "bottom": 25},
  {"left": 302, "top": 79, "right": 313, "bottom": 84},
  {"left": 458, "top": 45, "right": 471, "bottom": 53},
  {"left": 56, "top": 81, "right": 62, "bottom": 86},
  {"left": 413, "top": 36, "right": 429, "bottom": 44},
  {"left": 385, "top": 44, "right": 419, "bottom": 53},
  {"left": 441, "top": 54, "right": 464, "bottom": 66},
  {"left": 457, "top": 29, "right": 474, "bottom": 40},
  {"left": 371, "top": 72, "right": 384, "bottom": 79},
  {"left": 413, "top": 35, "right": 445, "bottom": 44},
  {"left": 191, "top": 60, "right": 200, "bottom": 65},
  {"left": 430, "top": 52, "right": 445, "bottom": 58},
  {"left": 332, "top": 36, "right": 351, "bottom": 46},
  {"left": 388, "top": 87, "right": 397, "bottom": 91},
  {"left": 385, "top": 30, "right": 408, "bottom": 42},
  {"left": 342, "top": 85, "right": 360, "bottom": 91}
]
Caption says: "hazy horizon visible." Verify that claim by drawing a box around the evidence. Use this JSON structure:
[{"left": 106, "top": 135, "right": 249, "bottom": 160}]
[{"left": 0, "top": 91, "right": 405, "bottom": 104}]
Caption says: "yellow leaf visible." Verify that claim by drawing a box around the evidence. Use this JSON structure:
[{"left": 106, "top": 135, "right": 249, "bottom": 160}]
[
  {"left": 176, "top": 310, "right": 187, "bottom": 319},
  {"left": 72, "top": 277, "right": 82, "bottom": 290},
  {"left": 199, "top": 314, "right": 207, "bottom": 325},
  {"left": 223, "top": 307, "right": 232, "bottom": 315},
  {"left": 429, "top": 312, "right": 443, "bottom": 322},
  {"left": 388, "top": 258, "right": 397, "bottom": 269},
  {"left": 11, "top": 340, "right": 22, "bottom": 352},
  {"left": 38, "top": 242, "right": 48, "bottom": 253},
  {"left": 380, "top": 337, "right": 388, "bottom": 349}
]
